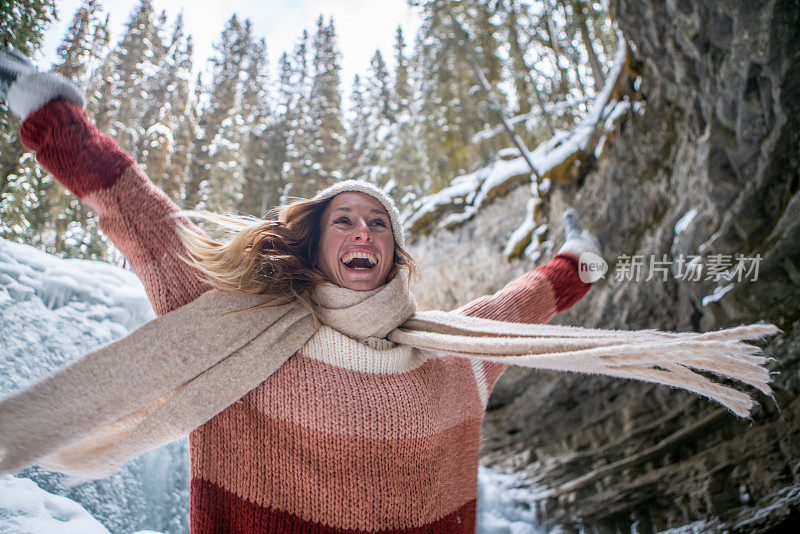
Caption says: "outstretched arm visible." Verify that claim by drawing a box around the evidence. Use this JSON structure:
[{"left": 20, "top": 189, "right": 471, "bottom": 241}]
[
  {"left": 458, "top": 210, "right": 602, "bottom": 396},
  {"left": 2, "top": 49, "right": 209, "bottom": 316}
]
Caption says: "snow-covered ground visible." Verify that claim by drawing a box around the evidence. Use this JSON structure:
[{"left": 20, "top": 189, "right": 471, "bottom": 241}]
[
  {"left": 0, "top": 238, "right": 557, "bottom": 533},
  {"left": 0, "top": 475, "right": 111, "bottom": 534}
]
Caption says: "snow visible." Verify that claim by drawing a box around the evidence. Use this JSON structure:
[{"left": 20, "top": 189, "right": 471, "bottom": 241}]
[
  {"left": 0, "top": 239, "right": 155, "bottom": 391},
  {"left": 675, "top": 207, "right": 699, "bottom": 235},
  {"left": 473, "top": 158, "right": 534, "bottom": 208},
  {"left": 524, "top": 226, "right": 551, "bottom": 264},
  {"left": 658, "top": 520, "right": 711, "bottom": 533},
  {"left": 0, "top": 475, "right": 168, "bottom": 534},
  {"left": 498, "top": 147, "right": 522, "bottom": 159},
  {"left": 476, "top": 466, "right": 555, "bottom": 533},
  {"left": 144, "top": 123, "right": 174, "bottom": 145},
  {"left": 585, "top": 42, "right": 627, "bottom": 125},
  {"left": 701, "top": 283, "right": 735, "bottom": 306},
  {"left": 0, "top": 237, "right": 559, "bottom": 532},
  {"left": 404, "top": 155, "right": 534, "bottom": 231},
  {"left": 603, "top": 100, "right": 629, "bottom": 128},
  {"left": 403, "top": 170, "right": 486, "bottom": 231},
  {"left": 732, "top": 485, "right": 800, "bottom": 530},
  {"left": 595, "top": 99, "right": 631, "bottom": 157},
  {"left": 0, "top": 475, "right": 111, "bottom": 534},
  {"left": 503, "top": 188, "right": 542, "bottom": 258}
]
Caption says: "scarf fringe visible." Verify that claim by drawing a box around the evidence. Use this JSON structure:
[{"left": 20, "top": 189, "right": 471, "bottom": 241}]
[{"left": 392, "top": 321, "right": 779, "bottom": 418}]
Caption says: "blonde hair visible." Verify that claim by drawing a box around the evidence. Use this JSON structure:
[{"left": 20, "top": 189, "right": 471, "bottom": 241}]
[{"left": 171, "top": 196, "right": 419, "bottom": 306}]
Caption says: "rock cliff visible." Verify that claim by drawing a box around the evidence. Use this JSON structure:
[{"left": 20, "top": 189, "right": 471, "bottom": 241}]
[{"left": 407, "top": 0, "right": 800, "bottom": 531}]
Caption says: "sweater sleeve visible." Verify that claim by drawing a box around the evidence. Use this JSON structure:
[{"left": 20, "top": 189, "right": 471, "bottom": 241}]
[
  {"left": 20, "top": 99, "right": 210, "bottom": 316},
  {"left": 458, "top": 252, "right": 592, "bottom": 400}
]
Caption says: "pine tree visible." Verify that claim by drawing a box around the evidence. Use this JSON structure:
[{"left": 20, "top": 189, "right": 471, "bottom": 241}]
[
  {"left": 259, "top": 122, "right": 287, "bottom": 213},
  {"left": 163, "top": 29, "right": 194, "bottom": 201},
  {"left": 239, "top": 35, "right": 275, "bottom": 217},
  {"left": 140, "top": 11, "right": 193, "bottom": 201},
  {"left": 474, "top": 1, "right": 503, "bottom": 93},
  {"left": 343, "top": 74, "right": 370, "bottom": 181},
  {"left": 504, "top": 0, "right": 532, "bottom": 116},
  {"left": 551, "top": 0, "right": 589, "bottom": 101},
  {"left": 185, "top": 15, "right": 249, "bottom": 210},
  {"left": 541, "top": 0, "right": 571, "bottom": 98},
  {"left": 81, "top": 12, "right": 111, "bottom": 118},
  {"left": 500, "top": 0, "right": 555, "bottom": 138},
  {"left": 267, "top": 51, "right": 292, "bottom": 206},
  {"left": 102, "top": 0, "right": 165, "bottom": 155},
  {"left": 381, "top": 25, "right": 426, "bottom": 205},
  {"left": 414, "top": 0, "right": 493, "bottom": 190},
  {"left": 349, "top": 49, "right": 395, "bottom": 188},
  {"left": 368, "top": 49, "right": 393, "bottom": 124},
  {"left": 306, "top": 16, "right": 345, "bottom": 194},
  {"left": 0, "top": 0, "right": 54, "bottom": 53},
  {"left": 393, "top": 26, "right": 411, "bottom": 117},
  {"left": 204, "top": 19, "right": 252, "bottom": 214},
  {"left": 282, "top": 29, "right": 314, "bottom": 199},
  {"left": 86, "top": 19, "right": 115, "bottom": 132},
  {"left": 0, "top": 153, "right": 53, "bottom": 249},
  {"left": 169, "top": 71, "right": 202, "bottom": 205},
  {"left": 53, "top": 0, "right": 103, "bottom": 84},
  {"left": 411, "top": 0, "right": 612, "bottom": 192}
]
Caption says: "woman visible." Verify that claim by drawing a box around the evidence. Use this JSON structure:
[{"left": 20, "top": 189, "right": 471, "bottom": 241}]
[{"left": 0, "top": 50, "right": 777, "bottom": 533}]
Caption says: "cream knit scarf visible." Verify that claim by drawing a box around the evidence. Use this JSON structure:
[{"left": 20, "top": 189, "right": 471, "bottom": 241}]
[{"left": 0, "top": 271, "right": 779, "bottom": 479}]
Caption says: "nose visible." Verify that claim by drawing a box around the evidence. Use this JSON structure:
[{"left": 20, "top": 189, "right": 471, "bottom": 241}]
[{"left": 351, "top": 218, "right": 373, "bottom": 242}]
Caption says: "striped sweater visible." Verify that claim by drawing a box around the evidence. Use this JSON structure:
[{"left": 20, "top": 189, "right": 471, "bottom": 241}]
[{"left": 20, "top": 99, "right": 592, "bottom": 533}]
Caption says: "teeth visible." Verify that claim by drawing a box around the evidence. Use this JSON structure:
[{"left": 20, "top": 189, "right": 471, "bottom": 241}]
[{"left": 341, "top": 251, "right": 377, "bottom": 266}]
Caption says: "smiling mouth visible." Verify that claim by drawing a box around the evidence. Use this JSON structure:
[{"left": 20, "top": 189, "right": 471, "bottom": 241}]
[{"left": 341, "top": 251, "right": 378, "bottom": 271}]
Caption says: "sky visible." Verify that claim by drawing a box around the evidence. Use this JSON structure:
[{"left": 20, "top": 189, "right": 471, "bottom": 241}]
[{"left": 40, "top": 0, "right": 422, "bottom": 89}]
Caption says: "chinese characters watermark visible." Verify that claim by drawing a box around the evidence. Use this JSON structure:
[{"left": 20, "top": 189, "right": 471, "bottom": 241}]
[{"left": 610, "top": 253, "right": 762, "bottom": 283}]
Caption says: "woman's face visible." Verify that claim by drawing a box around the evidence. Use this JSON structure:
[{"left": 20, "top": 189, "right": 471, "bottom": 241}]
[{"left": 316, "top": 192, "right": 395, "bottom": 291}]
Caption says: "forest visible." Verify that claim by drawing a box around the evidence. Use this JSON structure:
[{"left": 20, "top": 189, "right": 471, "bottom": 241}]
[{"left": 1, "top": 0, "right": 617, "bottom": 262}]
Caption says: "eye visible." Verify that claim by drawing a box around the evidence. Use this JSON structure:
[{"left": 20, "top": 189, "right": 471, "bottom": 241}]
[
  {"left": 333, "top": 217, "right": 351, "bottom": 225},
  {"left": 370, "top": 219, "right": 388, "bottom": 227}
]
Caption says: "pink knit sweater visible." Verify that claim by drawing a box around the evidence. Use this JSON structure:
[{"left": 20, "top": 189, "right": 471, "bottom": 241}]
[{"left": 21, "top": 99, "right": 592, "bottom": 533}]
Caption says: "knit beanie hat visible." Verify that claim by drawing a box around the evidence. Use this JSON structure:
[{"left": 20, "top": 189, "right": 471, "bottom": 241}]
[{"left": 313, "top": 180, "right": 406, "bottom": 247}]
